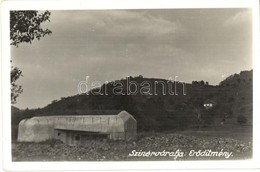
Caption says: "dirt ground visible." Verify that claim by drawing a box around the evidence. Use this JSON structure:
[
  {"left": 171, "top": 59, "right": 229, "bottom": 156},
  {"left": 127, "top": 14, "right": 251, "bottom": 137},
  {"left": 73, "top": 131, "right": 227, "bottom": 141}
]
[{"left": 12, "top": 128, "right": 252, "bottom": 161}]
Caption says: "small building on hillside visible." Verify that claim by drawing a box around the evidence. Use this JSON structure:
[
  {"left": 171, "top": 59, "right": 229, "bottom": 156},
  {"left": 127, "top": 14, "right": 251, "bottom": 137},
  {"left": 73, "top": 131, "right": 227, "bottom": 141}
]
[
  {"left": 203, "top": 99, "right": 216, "bottom": 109},
  {"left": 17, "top": 111, "right": 137, "bottom": 146}
]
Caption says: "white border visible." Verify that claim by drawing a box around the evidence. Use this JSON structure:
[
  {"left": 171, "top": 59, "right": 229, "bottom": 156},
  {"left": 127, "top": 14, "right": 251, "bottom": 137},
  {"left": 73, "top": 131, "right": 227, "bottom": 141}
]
[{"left": 1, "top": 0, "right": 260, "bottom": 171}]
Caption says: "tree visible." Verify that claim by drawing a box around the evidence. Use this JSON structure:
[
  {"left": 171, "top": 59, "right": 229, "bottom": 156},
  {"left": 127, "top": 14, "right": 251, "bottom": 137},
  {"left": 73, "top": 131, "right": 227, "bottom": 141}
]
[
  {"left": 10, "top": 10, "right": 52, "bottom": 104},
  {"left": 192, "top": 107, "right": 204, "bottom": 129},
  {"left": 11, "top": 64, "right": 23, "bottom": 104},
  {"left": 192, "top": 81, "right": 198, "bottom": 85},
  {"left": 10, "top": 11, "right": 52, "bottom": 46},
  {"left": 237, "top": 115, "right": 247, "bottom": 125}
]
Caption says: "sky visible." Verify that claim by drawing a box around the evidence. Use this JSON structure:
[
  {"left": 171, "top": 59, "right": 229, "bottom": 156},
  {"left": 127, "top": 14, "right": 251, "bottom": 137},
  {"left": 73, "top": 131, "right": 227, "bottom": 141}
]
[{"left": 11, "top": 9, "right": 252, "bottom": 109}]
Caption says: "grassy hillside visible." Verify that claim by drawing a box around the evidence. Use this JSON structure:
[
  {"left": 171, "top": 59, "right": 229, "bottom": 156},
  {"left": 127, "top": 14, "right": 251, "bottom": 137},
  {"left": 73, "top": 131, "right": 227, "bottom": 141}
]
[{"left": 12, "top": 70, "right": 252, "bottom": 140}]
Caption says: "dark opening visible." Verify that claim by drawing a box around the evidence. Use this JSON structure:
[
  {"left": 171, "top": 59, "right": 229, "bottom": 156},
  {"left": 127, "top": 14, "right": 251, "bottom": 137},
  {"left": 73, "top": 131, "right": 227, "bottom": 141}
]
[
  {"left": 57, "top": 132, "right": 61, "bottom": 136},
  {"left": 82, "top": 132, "right": 108, "bottom": 139},
  {"left": 75, "top": 135, "right": 80, "bottom": 141}
]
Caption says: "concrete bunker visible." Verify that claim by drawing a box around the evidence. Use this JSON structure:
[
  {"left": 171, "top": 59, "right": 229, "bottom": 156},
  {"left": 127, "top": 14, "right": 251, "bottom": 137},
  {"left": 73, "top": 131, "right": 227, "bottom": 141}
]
[{"left": 17, "top": 111, "right": 137, "bottom": 146}]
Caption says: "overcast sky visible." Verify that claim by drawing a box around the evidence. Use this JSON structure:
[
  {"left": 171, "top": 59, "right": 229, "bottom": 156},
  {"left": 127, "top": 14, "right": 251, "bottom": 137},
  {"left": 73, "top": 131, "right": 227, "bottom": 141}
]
[{"left": 11, "top": 9, "right": 252, "bottom": 109}]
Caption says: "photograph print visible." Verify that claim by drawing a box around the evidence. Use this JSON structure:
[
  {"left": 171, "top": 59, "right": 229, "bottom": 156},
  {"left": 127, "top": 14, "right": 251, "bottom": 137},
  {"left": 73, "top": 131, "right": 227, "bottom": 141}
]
[{"left": 10, "top": 8, "right": 253, "bottom": 162}]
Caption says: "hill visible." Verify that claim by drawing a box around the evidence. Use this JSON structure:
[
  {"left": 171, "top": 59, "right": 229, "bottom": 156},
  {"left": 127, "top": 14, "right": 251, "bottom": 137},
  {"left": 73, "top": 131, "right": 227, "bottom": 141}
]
[{"left": 11, "top": 70, "right": 252, "bottom": 140}]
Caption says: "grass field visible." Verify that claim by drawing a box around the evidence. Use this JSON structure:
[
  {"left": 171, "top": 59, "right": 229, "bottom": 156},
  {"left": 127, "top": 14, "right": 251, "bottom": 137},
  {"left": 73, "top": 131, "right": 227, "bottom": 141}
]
[{"left": 178, "top": 125, "right": 252, "bottom": 142}]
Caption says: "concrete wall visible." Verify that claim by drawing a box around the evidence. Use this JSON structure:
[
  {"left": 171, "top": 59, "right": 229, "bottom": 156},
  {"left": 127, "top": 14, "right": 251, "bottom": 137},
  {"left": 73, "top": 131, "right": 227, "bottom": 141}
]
[
  {"left": 54, "top": 115, "right": 125, "bottom": 133},
  {"left": 17, "top": 111, "right": 137, "bottom": 143},
  {"left": 17, "top": 116, "right": 55, "bottom": 142},
  {"left": 55, "top": 130, "right": 109, "bottom": 146}
]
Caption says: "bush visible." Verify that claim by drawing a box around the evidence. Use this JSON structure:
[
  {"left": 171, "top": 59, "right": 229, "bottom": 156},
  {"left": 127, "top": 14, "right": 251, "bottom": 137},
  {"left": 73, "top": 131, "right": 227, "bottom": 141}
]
[
  {"left": 228, "top": 97, "right": 235, "bottom": 103},
  {"left": 237, "top": 115, "right": 247, "bottom": 125}
]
